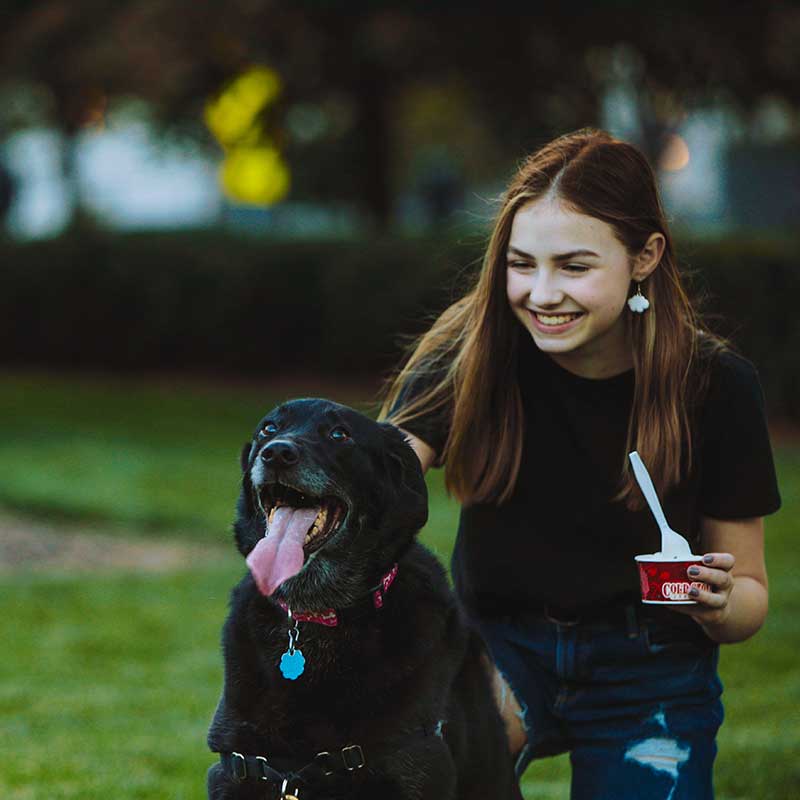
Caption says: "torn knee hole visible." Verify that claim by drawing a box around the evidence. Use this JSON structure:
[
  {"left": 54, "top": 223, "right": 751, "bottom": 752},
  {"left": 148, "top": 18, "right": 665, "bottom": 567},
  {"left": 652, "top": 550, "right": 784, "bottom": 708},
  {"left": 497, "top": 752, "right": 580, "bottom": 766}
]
[{"left": 625, "top": 738, "right": 690, "bottom": 779}]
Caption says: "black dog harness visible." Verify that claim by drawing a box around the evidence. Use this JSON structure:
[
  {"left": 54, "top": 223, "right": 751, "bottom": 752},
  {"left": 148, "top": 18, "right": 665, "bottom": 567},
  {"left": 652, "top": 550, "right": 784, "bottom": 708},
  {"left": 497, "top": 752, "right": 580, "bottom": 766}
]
[
  {"left": 218, "top": 721, "right": 443, "bottom": 799},
  {"left": 218, "top": 744, "right": 366, "bottom": 799}
]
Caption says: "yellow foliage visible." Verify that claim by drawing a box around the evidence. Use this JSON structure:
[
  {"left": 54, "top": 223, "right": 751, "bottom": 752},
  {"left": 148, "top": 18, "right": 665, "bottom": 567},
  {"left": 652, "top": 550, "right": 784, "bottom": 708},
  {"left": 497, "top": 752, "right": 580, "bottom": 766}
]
[
  {"left": 205, "top": 65, "right": 290, "bottom": 206},
  {"left": 220, "top": 145, "right": 290, "bottom": 206},
  {"left": 205, "top": 66, "right": 282, "bottom": 148}
]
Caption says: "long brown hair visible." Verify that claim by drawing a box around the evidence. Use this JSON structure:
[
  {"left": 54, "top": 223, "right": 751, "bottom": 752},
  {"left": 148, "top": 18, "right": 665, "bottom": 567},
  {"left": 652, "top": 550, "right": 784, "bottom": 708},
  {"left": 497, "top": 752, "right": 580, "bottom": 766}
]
[{"left": 378, "top": 128, "right": 729, "bottom": 511}]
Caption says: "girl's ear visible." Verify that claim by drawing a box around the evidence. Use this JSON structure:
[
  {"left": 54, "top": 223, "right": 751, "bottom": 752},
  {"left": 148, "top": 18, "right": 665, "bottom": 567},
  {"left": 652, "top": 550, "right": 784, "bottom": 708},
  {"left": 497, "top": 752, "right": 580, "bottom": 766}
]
[{"left": 632, "top": 232, "right": 665, "bottom": 280}]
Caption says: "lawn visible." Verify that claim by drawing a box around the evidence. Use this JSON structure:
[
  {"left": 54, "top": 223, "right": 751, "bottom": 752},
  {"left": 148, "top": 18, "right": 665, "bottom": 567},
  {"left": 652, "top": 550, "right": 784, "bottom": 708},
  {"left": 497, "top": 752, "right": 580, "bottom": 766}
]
[{"left": 0, "top": 371, "right": 797, "bottom": 799}]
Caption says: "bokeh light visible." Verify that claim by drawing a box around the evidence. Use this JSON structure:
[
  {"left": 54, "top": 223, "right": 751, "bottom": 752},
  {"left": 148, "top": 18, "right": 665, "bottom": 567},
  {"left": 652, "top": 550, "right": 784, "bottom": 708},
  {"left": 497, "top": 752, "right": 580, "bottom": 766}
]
[
  {"left": 205, "top": 65, "right": 289, "bottom": 205},
  {"left": 659, "top": 133, "right": 691, "bottom": 171},
  {"left": 220, "top": 145, "right": 290, "bottom": 205},
  {"left": 204, "top": 66, "right": 281, "bottom": 147}
]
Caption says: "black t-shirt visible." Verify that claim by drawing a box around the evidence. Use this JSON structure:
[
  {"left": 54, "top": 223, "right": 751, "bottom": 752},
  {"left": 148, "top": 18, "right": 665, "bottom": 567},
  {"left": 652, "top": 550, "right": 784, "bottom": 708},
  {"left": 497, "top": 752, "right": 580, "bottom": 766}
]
[{"left": 391, "top": 334, "right": 782, "bottom": 618}]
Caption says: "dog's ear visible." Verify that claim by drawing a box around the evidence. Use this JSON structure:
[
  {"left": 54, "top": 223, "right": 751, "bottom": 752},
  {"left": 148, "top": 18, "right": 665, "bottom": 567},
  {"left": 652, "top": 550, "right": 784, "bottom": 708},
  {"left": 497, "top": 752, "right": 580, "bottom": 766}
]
[
  {"left": 235, "top": 443, "right": 261, "bottom": 557},
  {"left": 240, "top": 441, "right": 253, "bottom": 473},
  {"left": 378, "top": 422, "right": 429, "bottom": 533}
]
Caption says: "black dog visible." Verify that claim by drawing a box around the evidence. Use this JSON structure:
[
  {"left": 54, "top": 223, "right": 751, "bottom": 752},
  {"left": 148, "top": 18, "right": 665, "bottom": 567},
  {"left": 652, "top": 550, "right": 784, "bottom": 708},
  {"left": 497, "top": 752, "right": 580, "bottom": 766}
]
[{"left": 207, "top": 398, "right": 520, "bottom": 799}]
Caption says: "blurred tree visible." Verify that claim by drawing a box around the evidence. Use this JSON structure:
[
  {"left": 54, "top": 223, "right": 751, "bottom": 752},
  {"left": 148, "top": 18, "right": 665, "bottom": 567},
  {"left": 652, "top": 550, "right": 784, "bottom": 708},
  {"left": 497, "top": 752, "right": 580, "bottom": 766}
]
[
  {"left": 0, "top": 162, "right": 14, "bottom": 227},
  {"left": 1, "top": 0, "right": 798, "bottom": 230}
]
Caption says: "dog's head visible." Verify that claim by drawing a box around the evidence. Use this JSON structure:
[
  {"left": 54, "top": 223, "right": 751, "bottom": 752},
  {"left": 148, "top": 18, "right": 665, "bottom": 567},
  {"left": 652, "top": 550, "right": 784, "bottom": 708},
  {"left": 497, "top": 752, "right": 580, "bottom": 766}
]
[{"left": 235, "top": 397, "right": 428, "bottom": 608}]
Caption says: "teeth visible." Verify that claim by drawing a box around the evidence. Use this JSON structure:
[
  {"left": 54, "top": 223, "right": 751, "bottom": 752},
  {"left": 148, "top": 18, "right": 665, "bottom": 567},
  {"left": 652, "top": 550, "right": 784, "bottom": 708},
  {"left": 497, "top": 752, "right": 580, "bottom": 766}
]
[
  {"left": 264, "top": 500, "right": 343, "bottom": 546},
  {"left": 536, "top": 313, "right": 581, "bottom": 326},
  {"left": 304, "top": 507, "right": 329, "bottom": 545}
]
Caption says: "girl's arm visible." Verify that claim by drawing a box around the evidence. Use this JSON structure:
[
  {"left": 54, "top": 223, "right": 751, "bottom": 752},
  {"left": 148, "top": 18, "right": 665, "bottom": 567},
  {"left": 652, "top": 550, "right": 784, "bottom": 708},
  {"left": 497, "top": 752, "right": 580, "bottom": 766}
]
[
  {"left": 400, "top": 429, "right": 437, "bottom": 475},
  {"left": 671, "top": 515, "right": 768, "bottom": 644}
]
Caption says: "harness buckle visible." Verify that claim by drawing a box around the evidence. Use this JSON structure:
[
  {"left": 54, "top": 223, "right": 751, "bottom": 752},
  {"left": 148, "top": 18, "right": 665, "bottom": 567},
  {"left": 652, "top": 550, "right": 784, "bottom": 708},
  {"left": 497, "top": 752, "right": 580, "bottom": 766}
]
[
  {"left": 231, "top": 752, "right": 248, "bottom": 782},
  {"left": 341, "top": 744, "right": 366, "bottom": 771},
  {"left": 255, "top": 755, "right": 270, "bottom": 780},
  {"left": 313, "top": 750, "right": 336, "bottom": 776}
]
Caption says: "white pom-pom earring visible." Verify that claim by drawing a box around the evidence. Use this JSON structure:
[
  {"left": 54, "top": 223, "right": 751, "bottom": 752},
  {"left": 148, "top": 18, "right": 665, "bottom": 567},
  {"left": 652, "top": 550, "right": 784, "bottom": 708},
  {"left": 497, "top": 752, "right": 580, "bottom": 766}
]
[{"left": 627, "top": 282, "right": 650, "bottom": 313}]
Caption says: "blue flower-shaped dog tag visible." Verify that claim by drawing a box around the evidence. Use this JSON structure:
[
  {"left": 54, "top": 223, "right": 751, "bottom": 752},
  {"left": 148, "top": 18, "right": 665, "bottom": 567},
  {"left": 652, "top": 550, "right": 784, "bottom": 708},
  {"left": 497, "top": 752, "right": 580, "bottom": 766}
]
[{"left": 280, "top": 649, "right": 305, "bottom": 680}]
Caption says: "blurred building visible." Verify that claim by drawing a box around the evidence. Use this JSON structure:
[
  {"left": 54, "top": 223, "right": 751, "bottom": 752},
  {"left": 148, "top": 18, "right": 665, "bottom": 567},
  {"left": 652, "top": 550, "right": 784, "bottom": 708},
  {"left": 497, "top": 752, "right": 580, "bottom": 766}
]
[{"left": 1, "top": 105, "right": 797, "bottom": 240}]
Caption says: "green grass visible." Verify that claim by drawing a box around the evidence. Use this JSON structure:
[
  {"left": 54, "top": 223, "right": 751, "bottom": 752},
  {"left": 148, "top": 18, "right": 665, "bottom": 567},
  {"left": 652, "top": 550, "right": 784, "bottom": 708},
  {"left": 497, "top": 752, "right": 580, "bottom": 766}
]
[
  {"left": 0, "top": 371, "right": 798, "bottom": 799},
  {"left": 0, "top": 371, "right": 381, "bottom": 535}
]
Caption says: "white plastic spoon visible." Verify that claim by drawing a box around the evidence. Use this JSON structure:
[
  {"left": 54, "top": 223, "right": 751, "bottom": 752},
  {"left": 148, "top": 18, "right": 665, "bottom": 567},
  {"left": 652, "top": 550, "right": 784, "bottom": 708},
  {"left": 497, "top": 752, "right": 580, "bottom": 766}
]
[{"left": 628, "top": 451, "right": 692, "bottom": 557}]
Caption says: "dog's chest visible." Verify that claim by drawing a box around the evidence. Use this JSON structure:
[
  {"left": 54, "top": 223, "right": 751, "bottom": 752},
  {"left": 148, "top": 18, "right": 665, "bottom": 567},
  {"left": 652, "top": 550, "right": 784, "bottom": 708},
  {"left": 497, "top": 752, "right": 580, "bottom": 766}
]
[
  {"left": 246, "top": 609, "right": 381, "bottom": 687},
  {"left": 236, "top": 632, "right": 385, "bottom": 748}
]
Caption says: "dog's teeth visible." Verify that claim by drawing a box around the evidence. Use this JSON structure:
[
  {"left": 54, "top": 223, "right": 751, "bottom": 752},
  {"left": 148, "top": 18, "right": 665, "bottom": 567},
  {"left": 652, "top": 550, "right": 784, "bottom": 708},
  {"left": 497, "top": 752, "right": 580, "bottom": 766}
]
[
  {"left": 302, "top": 508, "right": 330, "bottom": 546},
  {"left": 305, "top": 521, "right": 320, "bottom": 544}
]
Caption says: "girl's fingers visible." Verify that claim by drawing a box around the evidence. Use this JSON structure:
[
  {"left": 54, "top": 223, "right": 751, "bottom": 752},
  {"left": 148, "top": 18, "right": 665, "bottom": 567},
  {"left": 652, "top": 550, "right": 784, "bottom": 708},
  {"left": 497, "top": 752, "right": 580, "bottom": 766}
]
[
  {"left": 700, "top": 552, "right": 735, "bottom": 571},
  {"left": 687, "top": 565, "right": 733, "bottom": 590},
  {"left": 688, "top": 584, "right": 728, "bottom": 608},
  {"left": 673, "top": 555, "right": 736, "bottom": 623}
]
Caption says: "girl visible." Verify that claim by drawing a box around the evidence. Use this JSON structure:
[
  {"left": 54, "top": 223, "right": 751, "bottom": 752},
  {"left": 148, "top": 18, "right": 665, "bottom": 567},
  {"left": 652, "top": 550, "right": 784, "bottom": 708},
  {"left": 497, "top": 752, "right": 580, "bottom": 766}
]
[{"left": 378, "top": 128, "right": 781, "bottom": 799}]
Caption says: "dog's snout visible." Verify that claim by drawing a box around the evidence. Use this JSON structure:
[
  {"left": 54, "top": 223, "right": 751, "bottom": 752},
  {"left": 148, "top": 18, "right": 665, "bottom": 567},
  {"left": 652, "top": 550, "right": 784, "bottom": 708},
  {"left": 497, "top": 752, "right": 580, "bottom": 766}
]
[{"left": 260, "top": 440, "right": 300, "bottom": 468}]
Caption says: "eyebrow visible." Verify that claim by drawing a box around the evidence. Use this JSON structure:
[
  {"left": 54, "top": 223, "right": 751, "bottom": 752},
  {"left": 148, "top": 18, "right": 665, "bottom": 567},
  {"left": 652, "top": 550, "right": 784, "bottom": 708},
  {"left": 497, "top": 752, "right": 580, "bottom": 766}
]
[{"left": 506, "top": 246, "right": 600, "bottom": 262}]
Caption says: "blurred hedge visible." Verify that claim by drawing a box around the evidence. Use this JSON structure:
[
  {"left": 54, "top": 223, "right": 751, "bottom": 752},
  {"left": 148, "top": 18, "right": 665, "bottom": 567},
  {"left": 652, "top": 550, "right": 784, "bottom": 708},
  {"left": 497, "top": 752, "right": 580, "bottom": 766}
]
[{"left": 1, "top": 229, "right": 797, "bottom": 419}]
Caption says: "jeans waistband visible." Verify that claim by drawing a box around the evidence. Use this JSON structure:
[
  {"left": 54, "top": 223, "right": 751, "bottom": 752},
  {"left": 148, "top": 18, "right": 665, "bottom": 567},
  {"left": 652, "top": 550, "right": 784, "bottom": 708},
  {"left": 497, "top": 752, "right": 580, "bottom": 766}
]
[{"left": 519, "top": 599, "right": 643, "bottom": 639}]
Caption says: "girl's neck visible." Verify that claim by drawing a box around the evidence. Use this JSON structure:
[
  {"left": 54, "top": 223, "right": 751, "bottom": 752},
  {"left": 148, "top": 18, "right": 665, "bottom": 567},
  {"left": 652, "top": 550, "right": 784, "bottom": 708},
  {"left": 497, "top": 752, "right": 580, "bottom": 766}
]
[
  {"left": 546, "top": 349, "right": 634, "bottom": 380},
  {"left": 539, "top": 321, "right": 634, "bottom": 380}
]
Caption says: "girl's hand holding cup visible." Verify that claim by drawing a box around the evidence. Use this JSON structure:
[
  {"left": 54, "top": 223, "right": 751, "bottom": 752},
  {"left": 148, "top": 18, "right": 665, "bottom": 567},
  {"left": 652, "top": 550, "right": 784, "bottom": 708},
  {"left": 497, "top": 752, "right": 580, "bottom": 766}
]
[
  {"left": 670, "top": 552, "right": 736, "bottom": 628},
  {"left": 630, "top": 452, "right": 733, "bottom": 629}
]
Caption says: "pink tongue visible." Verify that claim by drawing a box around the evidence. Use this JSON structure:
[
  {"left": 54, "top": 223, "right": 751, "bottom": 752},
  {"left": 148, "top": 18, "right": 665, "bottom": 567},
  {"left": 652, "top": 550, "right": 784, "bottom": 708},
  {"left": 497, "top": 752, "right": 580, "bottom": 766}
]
[{"left": 246, "top": 506, "right": 321, "bottom": 596}]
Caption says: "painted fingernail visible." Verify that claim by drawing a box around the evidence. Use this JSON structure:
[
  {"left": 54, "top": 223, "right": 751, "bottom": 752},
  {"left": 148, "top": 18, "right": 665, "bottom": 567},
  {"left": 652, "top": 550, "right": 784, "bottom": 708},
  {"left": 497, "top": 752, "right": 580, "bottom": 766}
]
[
  {"left": 703, "top": 555, "right": 714, "bottom": 564},
  {"left": 688, "top": 566, "right": 700, "bottom": 576},
  {"left": 689, "top": 587, "right": 699, "bottom": 597}
]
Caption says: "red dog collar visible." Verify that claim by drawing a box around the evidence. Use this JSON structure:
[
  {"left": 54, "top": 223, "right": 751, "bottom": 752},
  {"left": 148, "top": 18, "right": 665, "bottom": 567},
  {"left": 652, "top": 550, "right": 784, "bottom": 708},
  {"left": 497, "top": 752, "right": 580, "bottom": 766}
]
[{"left": 277, "top": 563, "right": 399, "bottom": 627}]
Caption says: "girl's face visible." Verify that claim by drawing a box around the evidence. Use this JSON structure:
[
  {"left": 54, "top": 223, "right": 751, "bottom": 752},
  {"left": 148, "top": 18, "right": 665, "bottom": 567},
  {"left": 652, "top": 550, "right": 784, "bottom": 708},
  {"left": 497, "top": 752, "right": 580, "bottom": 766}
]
[{"left": 506, "top": 197, "right": 638, "bottom": 379}]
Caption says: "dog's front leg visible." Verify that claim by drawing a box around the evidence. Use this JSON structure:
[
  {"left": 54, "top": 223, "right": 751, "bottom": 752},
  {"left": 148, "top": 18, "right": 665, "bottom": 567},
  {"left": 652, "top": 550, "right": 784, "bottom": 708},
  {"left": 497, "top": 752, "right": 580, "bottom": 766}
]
[{"left": 351, "top": 738, "right": 457, "bottom": 800}]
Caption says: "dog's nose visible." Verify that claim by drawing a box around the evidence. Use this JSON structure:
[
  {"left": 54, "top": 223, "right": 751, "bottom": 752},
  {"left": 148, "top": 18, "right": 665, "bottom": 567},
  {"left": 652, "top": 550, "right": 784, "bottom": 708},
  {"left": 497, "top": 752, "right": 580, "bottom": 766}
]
[{"left": 260, "top": 441, "right": 299, "bottom": 467}]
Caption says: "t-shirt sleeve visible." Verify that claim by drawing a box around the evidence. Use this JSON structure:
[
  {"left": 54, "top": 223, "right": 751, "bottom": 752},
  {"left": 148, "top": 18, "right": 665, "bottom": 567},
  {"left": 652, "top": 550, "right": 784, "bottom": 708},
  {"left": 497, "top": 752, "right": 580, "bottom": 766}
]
[
  {"left": 386, "top": 366, "right": 451, "bottom": 465},
  {"left": 699, "top": 351, "right": 782, "bottom": 519}
]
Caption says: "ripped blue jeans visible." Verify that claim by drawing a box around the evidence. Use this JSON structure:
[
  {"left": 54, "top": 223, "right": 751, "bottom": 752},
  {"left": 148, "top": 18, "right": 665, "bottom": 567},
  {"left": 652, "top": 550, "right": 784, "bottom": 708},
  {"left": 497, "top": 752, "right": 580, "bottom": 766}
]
[{"left": 474, "top": 604, "right": 724, "bottom": 800}]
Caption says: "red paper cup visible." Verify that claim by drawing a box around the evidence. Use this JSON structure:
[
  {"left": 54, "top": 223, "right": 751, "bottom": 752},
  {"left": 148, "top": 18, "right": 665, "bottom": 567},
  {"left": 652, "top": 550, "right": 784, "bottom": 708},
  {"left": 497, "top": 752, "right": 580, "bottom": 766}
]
[{"left": 634, "top": 554, "right": 709, "bottom": 604}]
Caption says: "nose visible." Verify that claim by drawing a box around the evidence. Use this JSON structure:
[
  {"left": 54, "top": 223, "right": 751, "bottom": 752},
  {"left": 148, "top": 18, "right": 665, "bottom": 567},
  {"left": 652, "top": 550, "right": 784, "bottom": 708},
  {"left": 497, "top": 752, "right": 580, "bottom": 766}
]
[
  {"left": 528, "top": 269, "right": 563, "bottom": 307},
  {"left": 260, "top": 441, "right": 300, "bottom": 468}
]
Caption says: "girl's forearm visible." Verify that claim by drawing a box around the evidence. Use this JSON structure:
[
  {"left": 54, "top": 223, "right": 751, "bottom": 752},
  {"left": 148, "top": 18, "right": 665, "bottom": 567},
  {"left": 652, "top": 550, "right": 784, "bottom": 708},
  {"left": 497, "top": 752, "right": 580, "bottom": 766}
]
[{"left": 699, "top": 576, "right": 768, "bottom": 644}]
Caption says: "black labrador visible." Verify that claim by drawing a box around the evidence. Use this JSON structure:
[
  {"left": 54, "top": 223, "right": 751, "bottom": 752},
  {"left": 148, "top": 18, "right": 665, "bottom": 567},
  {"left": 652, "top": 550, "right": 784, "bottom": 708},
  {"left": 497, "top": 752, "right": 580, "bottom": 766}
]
[{"left": 207, "top": 398, "right": 520, "bottom": 800}]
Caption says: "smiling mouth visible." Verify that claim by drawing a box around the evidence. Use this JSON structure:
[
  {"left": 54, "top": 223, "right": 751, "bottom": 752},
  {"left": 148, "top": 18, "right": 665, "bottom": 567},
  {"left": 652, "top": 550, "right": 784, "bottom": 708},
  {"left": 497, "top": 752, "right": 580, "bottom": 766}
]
[
  {"left": 258, "top": 483, "right": 347, "bottom": 554},
  {"left": 529, "top": 310, "right": 585, "bottom": 328}
]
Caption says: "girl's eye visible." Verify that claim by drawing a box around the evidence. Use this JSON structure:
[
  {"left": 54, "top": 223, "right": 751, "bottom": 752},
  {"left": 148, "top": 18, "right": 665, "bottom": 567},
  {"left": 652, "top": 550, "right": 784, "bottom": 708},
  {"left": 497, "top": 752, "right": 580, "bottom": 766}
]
[
  {"left": 261, "top": 422, "right": 278, "bottom": 437},
  {"left": 330, "top": 427, "right": 350, "bottom": 442},
  {"left": 507, "top": 261, "right": 588, "bottom": 273}
]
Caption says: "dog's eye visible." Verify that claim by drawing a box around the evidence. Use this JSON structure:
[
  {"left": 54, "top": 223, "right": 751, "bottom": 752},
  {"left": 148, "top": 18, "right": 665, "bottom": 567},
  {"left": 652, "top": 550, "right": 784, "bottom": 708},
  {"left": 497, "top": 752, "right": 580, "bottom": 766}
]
[
  {"left": 329, "top": 426, "right": 350, "bottom": 442},
  {"left": 261, "top": 422, "right": 278, "bottom": 437}
]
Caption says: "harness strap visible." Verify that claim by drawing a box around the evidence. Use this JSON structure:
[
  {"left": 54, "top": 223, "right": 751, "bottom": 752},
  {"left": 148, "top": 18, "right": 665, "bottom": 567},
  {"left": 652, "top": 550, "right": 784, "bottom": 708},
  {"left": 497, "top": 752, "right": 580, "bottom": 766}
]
[
  {"left": 221, "top": 751, "right": 285, "bottom": 783},
  {"left": 218, "top": 721, "right": 442, "bottom": 796},
  {"left": 220, "top": 743, "right": 366, "bottom": 796}
]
